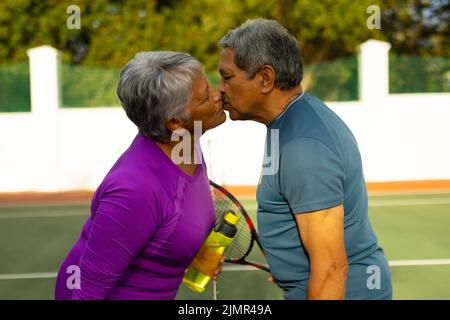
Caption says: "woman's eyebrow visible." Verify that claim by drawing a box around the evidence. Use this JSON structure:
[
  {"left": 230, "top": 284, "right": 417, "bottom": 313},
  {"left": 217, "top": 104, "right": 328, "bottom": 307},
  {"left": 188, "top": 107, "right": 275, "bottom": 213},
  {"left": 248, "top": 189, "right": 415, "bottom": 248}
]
[
  {"left": 198, "top": 84, "right": 209, "bottom": 103},
  {"left": 202, "top": 84, "right": 209, "bottom": 98}
]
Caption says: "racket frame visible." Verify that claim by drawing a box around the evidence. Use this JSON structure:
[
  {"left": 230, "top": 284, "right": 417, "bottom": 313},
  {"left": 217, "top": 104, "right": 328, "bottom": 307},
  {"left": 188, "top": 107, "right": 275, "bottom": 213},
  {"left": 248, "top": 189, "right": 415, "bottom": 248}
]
[{"left": 209, "top": 180, "right": 270, "bottom": 273}]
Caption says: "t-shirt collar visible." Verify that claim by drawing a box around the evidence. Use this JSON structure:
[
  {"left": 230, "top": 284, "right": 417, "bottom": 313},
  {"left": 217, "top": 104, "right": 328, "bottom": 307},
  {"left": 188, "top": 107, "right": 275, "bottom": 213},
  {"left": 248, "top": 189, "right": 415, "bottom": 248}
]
[{"left": 267, "top": 92, "right": 305, "bottom": 128}]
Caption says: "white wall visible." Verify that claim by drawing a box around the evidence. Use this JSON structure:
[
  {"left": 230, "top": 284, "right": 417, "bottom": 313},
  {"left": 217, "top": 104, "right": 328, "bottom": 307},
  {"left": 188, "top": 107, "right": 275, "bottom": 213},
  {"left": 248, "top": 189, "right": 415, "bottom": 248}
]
[
  {"left": 328, "top": 94, "right": 450, "bottom": 182},
  {"left": 0, "top": 42, "right": 449, "bottom": 192},
  {"left": 203, "top": 93, "right": 450, "bottom": 185}
]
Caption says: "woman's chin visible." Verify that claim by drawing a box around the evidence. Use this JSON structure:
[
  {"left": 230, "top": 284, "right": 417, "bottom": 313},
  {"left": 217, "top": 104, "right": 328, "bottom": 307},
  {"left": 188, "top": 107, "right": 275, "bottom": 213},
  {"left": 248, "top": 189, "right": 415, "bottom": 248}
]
[
  {"left": 204, "top": 111, "right": 227, "bottom": 131},
  {"left": 215, "top": 111, "right": 227, "bottom": 127}
]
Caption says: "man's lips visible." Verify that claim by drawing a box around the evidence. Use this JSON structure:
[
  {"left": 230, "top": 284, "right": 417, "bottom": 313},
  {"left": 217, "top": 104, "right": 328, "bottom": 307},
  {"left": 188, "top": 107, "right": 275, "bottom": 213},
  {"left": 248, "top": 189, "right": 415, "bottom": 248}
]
[{"left": 221, "top": 100, "right": 230, "bottom": 111}]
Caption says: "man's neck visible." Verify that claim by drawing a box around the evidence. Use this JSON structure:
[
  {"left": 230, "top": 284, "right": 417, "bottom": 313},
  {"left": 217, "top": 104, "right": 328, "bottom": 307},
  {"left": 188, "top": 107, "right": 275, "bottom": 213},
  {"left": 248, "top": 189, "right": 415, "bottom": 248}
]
[{"left": 256, "top": 86, "right": 303, "bottom": 125}]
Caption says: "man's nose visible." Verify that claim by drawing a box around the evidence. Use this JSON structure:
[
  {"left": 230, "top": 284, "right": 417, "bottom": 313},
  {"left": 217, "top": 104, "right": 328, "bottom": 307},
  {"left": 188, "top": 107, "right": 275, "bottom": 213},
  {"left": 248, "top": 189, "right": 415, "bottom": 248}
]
[{"left": 218, "top": 78, "right": 225, "bottom": 94}]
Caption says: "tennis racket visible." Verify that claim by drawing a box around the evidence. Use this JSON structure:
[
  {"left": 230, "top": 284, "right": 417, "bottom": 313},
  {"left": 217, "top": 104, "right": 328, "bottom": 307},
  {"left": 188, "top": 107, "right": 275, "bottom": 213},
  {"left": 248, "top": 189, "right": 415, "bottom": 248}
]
[{"left": 209, "top": 180, "right": 270, "bottom": 273}]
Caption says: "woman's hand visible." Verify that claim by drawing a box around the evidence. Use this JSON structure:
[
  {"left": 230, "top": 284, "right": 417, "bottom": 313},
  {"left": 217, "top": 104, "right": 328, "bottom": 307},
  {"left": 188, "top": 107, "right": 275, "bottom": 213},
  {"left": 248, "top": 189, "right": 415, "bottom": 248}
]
[{"left": 212, "top": 257, "right": 226, "bottom": 280}]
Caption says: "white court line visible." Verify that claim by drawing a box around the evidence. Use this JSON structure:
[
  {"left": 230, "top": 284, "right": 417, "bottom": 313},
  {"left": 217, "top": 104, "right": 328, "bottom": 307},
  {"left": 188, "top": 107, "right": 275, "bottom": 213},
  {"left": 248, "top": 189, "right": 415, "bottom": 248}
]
[
  {"left": 0, "top": 272, "right": 57, "bottom": 280},
  {"left": 243, "top": 198, "right": 450, "bottom": 211},
  {"left": 389, "top": 259, "right": 450, "bottom": 267},
  {"left": 2, "top": 197, "right": 450, "bottom": 219},
  {"left": 369, "top": 198, "right": 450, "bottom": 207},
  {"left": 223, "top": 259, "right": 450, "bottom": 271},
  {"left": 1, "top": 197, "right": 449, "bottom": 219},
  {"left": 0, "top": 212, "right": 88, "bottom": 219},
  {"left": 0, "top": 202, "right": 88, "bottom": 209},
  {"left": 1, "top": 259, "right": 449, "bottom": 280}
]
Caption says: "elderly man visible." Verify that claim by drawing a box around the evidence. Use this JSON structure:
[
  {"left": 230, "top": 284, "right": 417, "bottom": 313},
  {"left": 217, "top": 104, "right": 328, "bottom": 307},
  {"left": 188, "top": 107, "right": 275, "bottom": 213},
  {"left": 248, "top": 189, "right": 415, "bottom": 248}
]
[{"left": 218, "top": 19, "right": 392, "bottom": 300}]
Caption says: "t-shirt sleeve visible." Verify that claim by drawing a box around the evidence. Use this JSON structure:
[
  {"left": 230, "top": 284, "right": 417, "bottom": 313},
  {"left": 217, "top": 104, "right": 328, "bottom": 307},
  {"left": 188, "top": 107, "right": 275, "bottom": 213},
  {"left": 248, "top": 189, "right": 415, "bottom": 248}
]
[
  {"left": 279, "top": 137, "right": 345, "bottom": 214},
  {"left": 72, "top": 179, "right": 161, "bottom": 300}
]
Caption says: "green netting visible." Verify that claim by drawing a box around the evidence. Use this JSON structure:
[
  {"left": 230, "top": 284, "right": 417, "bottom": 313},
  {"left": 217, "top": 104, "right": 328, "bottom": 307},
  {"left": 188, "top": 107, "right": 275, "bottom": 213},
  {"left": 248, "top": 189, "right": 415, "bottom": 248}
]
[
  {"left": 5, "top": 55, "right": 446, "bottom": 112},
  {"left": 61, "top": 64, "right": 121, "bottom": 108},
  {"left": 208, "top": 73, "right": 220, "bottom": 88},
  {"left": 0, "top": 63, "right": 31, "bottom": 112},
  {"left": 61, "top": 67, "right": 229, "bottom": 107},
  {"left": 389, "top": 54, "right": 450, "bottom": 93},
  {"left": 209, "top": 58, "right": 359, "bottom": 102},
  {"left": 304, "top": 56, "right": 359, "bottom": 101}
]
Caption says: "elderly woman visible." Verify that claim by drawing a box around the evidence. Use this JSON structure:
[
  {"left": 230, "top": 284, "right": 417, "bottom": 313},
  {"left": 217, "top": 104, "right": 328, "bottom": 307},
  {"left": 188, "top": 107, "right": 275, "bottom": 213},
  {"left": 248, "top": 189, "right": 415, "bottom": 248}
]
[{"left": 55, "top": 51, "right": 226, "bottom": 300}]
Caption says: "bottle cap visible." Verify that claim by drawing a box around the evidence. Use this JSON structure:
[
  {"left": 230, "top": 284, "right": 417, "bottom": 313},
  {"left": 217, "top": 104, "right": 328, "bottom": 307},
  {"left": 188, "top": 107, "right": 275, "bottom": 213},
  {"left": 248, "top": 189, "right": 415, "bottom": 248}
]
[{"left": 224, "top": 211, "right": 239, "bottom": 226}]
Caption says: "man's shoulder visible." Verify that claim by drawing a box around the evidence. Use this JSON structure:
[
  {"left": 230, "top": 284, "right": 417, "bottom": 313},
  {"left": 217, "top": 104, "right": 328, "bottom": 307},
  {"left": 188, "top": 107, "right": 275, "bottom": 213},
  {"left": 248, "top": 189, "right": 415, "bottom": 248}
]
[{"left": 277, "top": 93, "right": 346, "bottom": 156}]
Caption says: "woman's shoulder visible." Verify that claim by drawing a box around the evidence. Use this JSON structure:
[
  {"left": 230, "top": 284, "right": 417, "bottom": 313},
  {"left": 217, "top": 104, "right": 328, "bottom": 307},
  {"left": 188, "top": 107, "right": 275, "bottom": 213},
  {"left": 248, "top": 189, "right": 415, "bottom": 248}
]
[{"left": 99, "top": 152, "right": 179, "bottom": 202}]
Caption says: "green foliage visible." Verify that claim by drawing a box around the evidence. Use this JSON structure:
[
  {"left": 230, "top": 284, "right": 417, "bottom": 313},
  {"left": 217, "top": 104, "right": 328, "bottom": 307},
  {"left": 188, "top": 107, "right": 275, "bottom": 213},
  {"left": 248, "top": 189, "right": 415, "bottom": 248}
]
[
  {"left": 0, "top": 63, "right": 31, "bottom": 112},
  {"left": 0, "top": 0, "right": 448, "bottom": 111},
  {"left": 60, "top": 65, "right": 221, "bottom": 108},
  {"left": 382, "top": 0, "right": 450, "bottom": 57},
  {"left": 61, "top": 63, "right": 120, "bottom": 107},
  {"left": 389, "top": 54, "right": 450, "bottom": 93},
  {"left": 305, "top": 56, "right": 359, "bottom": 101},
  {"left": 273, "top": 0, "right": 384, "bottom": 64},
  {"left": 3, "top": 0, "right": 448, "bottom": 70}
]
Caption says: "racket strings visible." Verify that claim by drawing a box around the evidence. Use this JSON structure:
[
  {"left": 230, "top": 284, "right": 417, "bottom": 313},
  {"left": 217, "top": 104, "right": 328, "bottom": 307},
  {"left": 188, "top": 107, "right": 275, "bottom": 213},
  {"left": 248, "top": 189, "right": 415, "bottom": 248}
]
[{"left": 210, "top": 188, "right": 253, "bottom": 260}]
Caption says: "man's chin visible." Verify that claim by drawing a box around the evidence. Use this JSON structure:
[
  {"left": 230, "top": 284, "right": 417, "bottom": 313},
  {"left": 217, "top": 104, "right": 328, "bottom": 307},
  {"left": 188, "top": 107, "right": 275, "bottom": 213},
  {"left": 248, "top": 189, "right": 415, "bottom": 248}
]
[{"left": 226, "top": 109, "right": 243, "bottom": 121}]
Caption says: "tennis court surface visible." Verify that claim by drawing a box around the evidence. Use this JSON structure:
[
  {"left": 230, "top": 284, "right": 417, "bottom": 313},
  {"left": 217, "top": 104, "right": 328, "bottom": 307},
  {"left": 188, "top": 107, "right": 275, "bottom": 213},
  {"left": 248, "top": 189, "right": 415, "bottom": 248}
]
[{"left": 0, "top": 192, "right": 449, "bottom": 300}]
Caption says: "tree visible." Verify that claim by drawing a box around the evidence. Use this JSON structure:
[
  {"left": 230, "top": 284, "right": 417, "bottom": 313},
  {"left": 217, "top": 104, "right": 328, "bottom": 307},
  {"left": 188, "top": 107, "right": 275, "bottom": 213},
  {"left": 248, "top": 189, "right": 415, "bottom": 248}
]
[
  {"left": 382, "top": 0, "right": 450, "bottom": 57},
  {"left": 0, "top": 0, "right": 447, "bottom": 69}
]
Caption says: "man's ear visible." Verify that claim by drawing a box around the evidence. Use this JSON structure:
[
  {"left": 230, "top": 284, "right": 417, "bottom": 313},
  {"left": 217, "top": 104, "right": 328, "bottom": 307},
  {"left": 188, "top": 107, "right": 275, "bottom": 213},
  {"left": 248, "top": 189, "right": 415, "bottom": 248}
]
[{"left": 259, "top": 64, "right": 276, "bottom": 94}]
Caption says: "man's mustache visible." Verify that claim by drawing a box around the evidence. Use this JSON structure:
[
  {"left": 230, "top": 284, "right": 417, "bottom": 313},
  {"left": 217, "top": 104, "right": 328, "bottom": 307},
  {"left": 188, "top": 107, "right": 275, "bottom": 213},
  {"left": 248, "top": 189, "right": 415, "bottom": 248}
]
[{"left": 220, "top": 95, "right": 229, "bottom": 105}]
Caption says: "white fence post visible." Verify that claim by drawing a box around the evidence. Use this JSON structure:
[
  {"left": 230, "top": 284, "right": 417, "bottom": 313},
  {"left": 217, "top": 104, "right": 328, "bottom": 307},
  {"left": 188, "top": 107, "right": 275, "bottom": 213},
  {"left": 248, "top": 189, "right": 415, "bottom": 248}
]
[
  {"left": 27, "top": 45, "right": 61, "bottom": 114},
  {"left": 358, "top": 39, "right": 391, "bottom": 103},
  {"left": 26, "top": 45, "right": 61, "bottom": 191}
]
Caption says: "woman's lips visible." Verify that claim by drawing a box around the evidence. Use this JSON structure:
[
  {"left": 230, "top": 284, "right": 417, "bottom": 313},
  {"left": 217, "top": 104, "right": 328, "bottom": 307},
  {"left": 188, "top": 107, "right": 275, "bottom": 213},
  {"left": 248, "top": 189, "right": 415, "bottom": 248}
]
[{"left": 220, "top": 96, "right": 229, "bottom": 108}]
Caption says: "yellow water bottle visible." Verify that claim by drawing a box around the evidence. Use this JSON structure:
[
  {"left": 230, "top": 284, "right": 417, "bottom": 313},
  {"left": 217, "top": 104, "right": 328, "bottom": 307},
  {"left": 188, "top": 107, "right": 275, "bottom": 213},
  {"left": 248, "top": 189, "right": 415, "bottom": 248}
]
[{"left": 183, "top": 211, "right": 240, "bottom": 292}]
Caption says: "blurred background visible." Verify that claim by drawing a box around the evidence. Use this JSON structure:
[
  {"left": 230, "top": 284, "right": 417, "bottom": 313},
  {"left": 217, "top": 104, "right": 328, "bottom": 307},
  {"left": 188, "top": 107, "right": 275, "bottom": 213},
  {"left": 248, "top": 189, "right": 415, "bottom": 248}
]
[{"left": 0, "top": 0, "right": 449, "bottom": 299}]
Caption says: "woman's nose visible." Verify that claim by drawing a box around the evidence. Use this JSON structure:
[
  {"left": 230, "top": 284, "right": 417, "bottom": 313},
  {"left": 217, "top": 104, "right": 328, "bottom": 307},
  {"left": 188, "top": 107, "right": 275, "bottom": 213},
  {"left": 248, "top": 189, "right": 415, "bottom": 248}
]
[{"left": 211, "top": 90, "right": 221, "bottom": 102}]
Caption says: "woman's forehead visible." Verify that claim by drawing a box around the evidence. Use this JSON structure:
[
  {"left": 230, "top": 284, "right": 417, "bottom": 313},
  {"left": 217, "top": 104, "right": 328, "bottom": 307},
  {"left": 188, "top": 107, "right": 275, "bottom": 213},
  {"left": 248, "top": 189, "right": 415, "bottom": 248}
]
[{"left": 192, "top": 74, "right": 208, "bottom": 96}]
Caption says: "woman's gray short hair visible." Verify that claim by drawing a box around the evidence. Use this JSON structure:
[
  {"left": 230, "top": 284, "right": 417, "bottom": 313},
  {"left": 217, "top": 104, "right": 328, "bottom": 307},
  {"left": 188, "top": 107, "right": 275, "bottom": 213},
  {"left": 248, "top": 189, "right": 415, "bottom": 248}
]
[
  {"left": 219, "top": 19, "right": 303, "bottom": 90},
  {"left": 116, "top": 51, "right": 203, "bottom": 143}
]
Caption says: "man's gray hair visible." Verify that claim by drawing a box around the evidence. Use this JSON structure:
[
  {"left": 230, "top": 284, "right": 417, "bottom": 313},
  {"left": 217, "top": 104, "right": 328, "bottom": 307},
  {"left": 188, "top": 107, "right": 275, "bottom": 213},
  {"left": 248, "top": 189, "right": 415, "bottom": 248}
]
[
  {"left": 219, "top": 19, "right": 303, "bottom": 90},
  {"left": 116, "top": 51, "right": 203, "bottom": 143}
]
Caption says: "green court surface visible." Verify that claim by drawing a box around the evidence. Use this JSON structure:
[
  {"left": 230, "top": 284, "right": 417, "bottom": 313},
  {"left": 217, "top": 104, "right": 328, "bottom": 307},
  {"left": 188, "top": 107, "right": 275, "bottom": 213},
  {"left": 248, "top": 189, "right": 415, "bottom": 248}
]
[{"left": 0, "top": 192, "right": 449, "bottom": 300}]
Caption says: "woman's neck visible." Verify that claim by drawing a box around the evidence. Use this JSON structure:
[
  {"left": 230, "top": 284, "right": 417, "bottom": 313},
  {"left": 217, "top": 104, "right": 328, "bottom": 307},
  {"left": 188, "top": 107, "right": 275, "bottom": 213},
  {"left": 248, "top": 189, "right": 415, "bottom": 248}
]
[{"left": 155, "top": 137, "right": 199, "bottom": 176}]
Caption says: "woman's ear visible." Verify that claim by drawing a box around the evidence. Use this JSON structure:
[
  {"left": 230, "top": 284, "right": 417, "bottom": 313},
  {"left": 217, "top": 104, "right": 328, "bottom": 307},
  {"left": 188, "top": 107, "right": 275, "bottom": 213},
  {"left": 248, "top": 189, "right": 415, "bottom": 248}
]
[
  {"left": 260, "top": 64, "right": 276, "bottom": 94},
  {"left": 166, "top": 118, "right": 184, "bottom": 135}
]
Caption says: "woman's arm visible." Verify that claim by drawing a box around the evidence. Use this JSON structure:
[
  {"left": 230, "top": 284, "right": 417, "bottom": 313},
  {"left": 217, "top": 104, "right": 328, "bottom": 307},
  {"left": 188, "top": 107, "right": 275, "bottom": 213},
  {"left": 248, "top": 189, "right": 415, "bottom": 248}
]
[{"left": 72, "top": 181, "right": 160, "bottom": 300}]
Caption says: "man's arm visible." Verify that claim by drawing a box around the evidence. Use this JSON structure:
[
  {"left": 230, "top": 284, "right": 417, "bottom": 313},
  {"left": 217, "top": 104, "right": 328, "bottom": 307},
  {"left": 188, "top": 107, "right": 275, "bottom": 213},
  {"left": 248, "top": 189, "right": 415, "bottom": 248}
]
[{"left": 294, "top": 204, "right": 348, "bottom": 300}]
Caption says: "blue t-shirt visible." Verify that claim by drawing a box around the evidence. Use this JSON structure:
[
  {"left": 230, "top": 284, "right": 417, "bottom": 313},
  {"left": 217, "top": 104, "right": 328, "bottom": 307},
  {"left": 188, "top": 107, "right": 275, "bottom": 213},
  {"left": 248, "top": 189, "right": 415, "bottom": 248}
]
[{"left": 257, "top": 93, "right": 392, "bottom": 300}]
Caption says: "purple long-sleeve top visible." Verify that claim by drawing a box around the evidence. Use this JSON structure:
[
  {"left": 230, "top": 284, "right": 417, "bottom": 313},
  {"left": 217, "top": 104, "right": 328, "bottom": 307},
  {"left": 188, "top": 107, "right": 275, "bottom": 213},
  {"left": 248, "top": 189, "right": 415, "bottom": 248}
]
[{"left": 54, "top": 134, "right": 215, "bottom": 299}]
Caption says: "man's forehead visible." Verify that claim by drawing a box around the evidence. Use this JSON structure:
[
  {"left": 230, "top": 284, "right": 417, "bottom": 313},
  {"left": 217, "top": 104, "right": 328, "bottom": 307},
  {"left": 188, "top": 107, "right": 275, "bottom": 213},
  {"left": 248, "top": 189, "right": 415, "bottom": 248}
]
[{"left": 219, "top": 48, "right": 237, "bottom": 70}]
